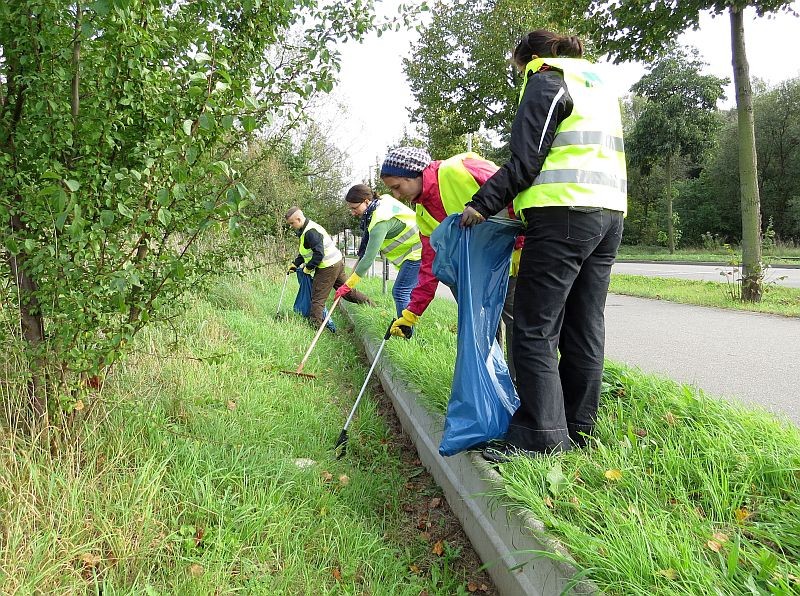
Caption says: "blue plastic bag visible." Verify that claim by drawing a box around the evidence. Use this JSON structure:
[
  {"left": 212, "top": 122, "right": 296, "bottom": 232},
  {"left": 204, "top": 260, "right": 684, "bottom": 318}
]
[
  {"left": 430, "top": 214, "right": 521, "bottom": 456},
  {"left": 293, "top": 270, "right": 336, "bottom": 332}
]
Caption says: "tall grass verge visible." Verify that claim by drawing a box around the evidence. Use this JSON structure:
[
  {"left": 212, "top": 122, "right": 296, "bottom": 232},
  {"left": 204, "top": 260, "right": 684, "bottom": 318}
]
[
  {"left": 0, "top": 271, "right": 489, "bottom": 594},
  {"left": 349, "top": 279, "right": 800, "bottom": 595}
]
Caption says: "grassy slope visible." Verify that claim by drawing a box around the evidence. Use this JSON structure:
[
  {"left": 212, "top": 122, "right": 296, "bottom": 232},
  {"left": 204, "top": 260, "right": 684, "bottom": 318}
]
[
  {"left": 349, "top": 278, "right": 800, "bottom": 595},
  {"left": 0, "top": 273, "right": 486, "bottom": 595}
]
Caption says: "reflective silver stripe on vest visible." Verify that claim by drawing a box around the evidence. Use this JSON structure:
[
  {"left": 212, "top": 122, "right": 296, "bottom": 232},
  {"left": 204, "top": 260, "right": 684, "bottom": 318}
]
[
  {"left": 391, "top": 245, "right": 421, "bottom": 266},
  {"left": 533, "top": 169, "right": 627, "bottom": 193},
  {"left": 551, "top": 131, "right": 625, "bottom": 152},
  {"left": 381, "top": 226, "right": 419, "bottom": 262}
]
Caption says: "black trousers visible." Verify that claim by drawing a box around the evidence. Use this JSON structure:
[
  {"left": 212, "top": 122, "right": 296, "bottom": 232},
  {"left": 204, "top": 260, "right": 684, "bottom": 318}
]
[{"left": 506, "top": 206, "right": 623, "bottom": 453}]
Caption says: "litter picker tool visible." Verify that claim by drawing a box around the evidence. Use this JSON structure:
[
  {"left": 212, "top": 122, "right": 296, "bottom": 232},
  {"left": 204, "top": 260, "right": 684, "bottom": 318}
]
[
  {"left": 334, "top": 320, "right": 397, "bottom": 458},
  {"left": 281, "top": 296, "right": 341, "bottom": 379},
  {"left": 274, "top": 272, "right": 291, "bottom": 320}
]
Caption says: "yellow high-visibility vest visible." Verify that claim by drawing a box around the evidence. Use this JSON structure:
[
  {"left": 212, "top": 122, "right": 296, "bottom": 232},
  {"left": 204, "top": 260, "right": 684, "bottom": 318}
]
[
  {"left": 299, "top": 219, "right": 342, "bottom": 269},
  {"left": 368, "top": 195, "right": 422, "bottom": 266},
  {"left": 416, "top": 152, "right": 497, "bottom": 237},
  {"left": 512, "top": 57, "right": 627, "bottom": 218}
]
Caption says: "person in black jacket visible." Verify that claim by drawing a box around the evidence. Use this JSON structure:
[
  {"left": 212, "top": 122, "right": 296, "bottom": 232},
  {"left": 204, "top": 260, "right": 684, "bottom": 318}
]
[{"left": 460, "top": 30, "right": 627, "bottom": 462}]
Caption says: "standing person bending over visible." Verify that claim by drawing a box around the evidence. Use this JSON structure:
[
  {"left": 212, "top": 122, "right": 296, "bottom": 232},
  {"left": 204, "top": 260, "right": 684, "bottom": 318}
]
[
  {"left": 335, "top": 185, "right": 422, "bottom": 318},
  {"left": 460, "top": 30, "right": 627, "bottom": 461},
  {"left": 285, "top": 207, "right": 372, "bottom": 329},
  {"left": 378, "top": 147, "right": 501, "bottom": 338}
]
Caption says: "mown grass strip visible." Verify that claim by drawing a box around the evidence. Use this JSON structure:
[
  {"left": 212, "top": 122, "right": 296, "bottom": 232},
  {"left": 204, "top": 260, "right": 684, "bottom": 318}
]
[
  {"left": 349, "top": 278, "right": 800, "bottom": 595},
  {"left": 616, "top": 245, "right": 800, "bottom": 265},
  {"left": 609, "top": 274, "right": 800, "bottom": 317},
  {"left": 0, "top": 272, "right": 490, "bottom": 595}
]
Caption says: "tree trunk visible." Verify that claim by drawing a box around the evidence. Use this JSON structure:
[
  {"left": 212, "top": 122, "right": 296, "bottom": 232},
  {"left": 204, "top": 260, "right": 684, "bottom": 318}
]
[
  {"left": 8, "top": 215, "right": 49, "bottom": 426},
  {"left": 665, "top": 153, "right": 675, "bottom": 254},
  {"left": 730, "top": 7, "right": 763, "bottom": 302}
]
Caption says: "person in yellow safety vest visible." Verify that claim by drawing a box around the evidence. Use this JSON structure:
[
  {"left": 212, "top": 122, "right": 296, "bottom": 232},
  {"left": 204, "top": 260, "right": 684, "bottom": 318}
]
[
  {"left": 460, "top": 30, "right": 627, "bottom": 463},
  {"left": 377, "top": 147, "right": 503, "bottom": 339},
  {"left": 285, "top": 206, "right": 372, "bottom": 329},
  {"left": 335, "top": 185, "right": 422, "bottom": 319}
]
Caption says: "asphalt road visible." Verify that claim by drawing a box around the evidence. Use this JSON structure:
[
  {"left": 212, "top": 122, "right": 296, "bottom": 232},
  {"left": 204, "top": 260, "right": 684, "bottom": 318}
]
[{"left": 353, "top": 258, "right": 799, "bottom": 425}]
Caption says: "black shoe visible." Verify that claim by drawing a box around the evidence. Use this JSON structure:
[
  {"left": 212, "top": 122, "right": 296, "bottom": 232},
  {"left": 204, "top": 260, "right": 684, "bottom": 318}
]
[{"left": 481, "top": 443, "right": 541, "bottom": 464}]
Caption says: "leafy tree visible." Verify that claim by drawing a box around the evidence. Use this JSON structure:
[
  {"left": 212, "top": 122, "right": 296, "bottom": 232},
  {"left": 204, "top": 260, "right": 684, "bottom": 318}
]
[
  {"left": 549, "top": 0, "right": 798, "bottom": 299},
  {"left": 404, "top": 0, "right": 556, "bottom": 156},
  {"left": 627, "top": 46, "right": 727, "bottom": 253},
  {"left": 0, "top": 0, "right": 375, "bottom": 425}
]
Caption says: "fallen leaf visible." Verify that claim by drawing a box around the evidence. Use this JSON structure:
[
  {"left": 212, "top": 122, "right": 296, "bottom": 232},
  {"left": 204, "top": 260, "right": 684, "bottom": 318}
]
[
  {"left": 194, "top": 527, "right": 204, "bottom": 547},
  {"left": 634, "top": 428, "right": 648, "bottom": 437},
  {"left": 570, "top": 496, "right": 580, "bottom": 506},
  {"left": 429, "top": 497, "right": 442, "bottom": 509},
  {"left": 467, "top": 581, "right": 479, "bottom": 592},
  {"left": 409, "top": 564, "right": 421, "bottom": 574},
  {"left": 80, "top": 553, "right": 101, "bottom": 567},
  {"left": 544, "top": 496, "right": 554, "bottom": 508},
  {"left": 321, "top": 471, "right": 333, "bottom": 482},
  {"left": 712, "top": 532, "right": 729, "bottom": 544},
  {"left": 734, "top": 507, "right": 751, "bottom": 522},
  {"left": 338, "top": 474, "right": 350, "bottom": 486},
  {"left": 663, "top": 412, "right": 677, "bottom": 425},
  {"left": 479, "top": 584, "right": 489, "bottom": 592},
  {"left": 432, "top": 540, "right": 445, "bottom": 556},
  {"left": 419, "top": 531, "right": 431, "bottom": 541},
  {"left": 74, "top": 399, "right": 85, "bottom": 412},
  {"left": 188, "top": 563, "right": 204, "bottom": 577},
  {"left": 226, "top": 400, "right": 236, "bottom": 410},
  {"left": 706, "top": 539, "right": 723, "bottom": 553},
  {"left": 657, "top": 568, "right": 678, "bottom": 580},
  {"left": 604, "top": 469, "right": 623, "bottom": 481},
  {"left": 332, "top": 567, "right": 342, "bottom": 581}
]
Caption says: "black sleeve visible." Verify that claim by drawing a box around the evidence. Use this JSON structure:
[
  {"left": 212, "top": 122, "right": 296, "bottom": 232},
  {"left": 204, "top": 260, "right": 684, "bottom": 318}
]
[
  {"left": 303, "top": 228, "right": 325, "bottom": 270},
  {"left": 293, "top": 254, "right": 304, "bottom": 268},
  {"left": 468, "top": 70, "right": 573, "bottom": 218}
]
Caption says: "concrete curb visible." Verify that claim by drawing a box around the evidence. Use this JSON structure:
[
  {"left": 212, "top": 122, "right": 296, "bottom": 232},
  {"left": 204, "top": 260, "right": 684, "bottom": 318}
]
[{"left": 341, "top": 307, "right": 596, "bottom": 596}]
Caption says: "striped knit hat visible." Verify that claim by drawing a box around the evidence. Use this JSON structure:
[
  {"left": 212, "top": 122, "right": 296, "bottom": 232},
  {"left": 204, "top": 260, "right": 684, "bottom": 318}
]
[{"left": 380, "top": 146, "right": 431, "bottom": 179}]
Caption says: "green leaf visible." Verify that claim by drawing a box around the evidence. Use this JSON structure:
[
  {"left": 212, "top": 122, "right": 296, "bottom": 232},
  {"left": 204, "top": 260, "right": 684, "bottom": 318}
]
[
  {"left": 157, "top": 188, "right": 170, "bottom": 206},
  {"left": 186, "top": 146, "right": 199, "bottom": 165},
  {"left": 182, "top": 120, "right": 193, "bottom": 136},
  {"left": 546, "top": 463, "right": 568, "bottom": 496},
  {"left": 221, "top": 115, "right": 234, "bottom": 129},
  {"left": 100, "top": 210, "right": 115, "bottom": 227},
  {"left": 65, "top": 179, "right": 80, "bottom": 192},
  {"left": 198, "top": 113, "right": 215, "bottom": 131},
  {"left": 118, "top": 203, "right": 134, "bottom": 218},
  {"left": 157, "top": 207, "right": 172, "bottom": 226},
  {"left": 241, "top": 115, "right": 257, "bottom": 133},
  {"left": 195, "top": 52, "right": 213, "bottom": 63},
  {"left": 24, "top": 239, "right": 35, "bottom": 252}
]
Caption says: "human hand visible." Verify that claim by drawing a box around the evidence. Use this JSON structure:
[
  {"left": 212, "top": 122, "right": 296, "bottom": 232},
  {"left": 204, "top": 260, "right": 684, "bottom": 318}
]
[
  {"left": 390, "top": 309, "right": 419, "bottom": 339},
  {"left": 334, "top": 284, "right": 352, "bottom": 300},
  {"left": 459, "top": 206, "right": 486, "bottom": 228},
  {"left": 287, "top": 263, "right": 298, "bottom": 274}
]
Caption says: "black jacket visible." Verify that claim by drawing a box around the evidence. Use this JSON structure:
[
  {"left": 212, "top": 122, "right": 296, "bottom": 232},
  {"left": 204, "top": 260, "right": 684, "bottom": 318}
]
[{"left": 469, "top": 68, "right": 574, "bottom": 218}]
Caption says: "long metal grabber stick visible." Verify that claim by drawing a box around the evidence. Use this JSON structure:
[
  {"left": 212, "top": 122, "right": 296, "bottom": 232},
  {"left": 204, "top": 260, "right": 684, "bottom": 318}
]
[
  {"left": 334, "top": 320, "right": 394, "bottom": 457},
  {"left": 291, "top": 296, "right": 341, "bottom": 376},
  {"left": 274, "top": 272, "right": 291, "bottom": 318}
]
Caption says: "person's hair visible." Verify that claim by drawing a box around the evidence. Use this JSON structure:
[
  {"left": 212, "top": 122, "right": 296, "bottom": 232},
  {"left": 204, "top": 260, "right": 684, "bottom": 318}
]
[
  {"left": 513, "top": 30, "right": 584, "bottom": 68},
  {"left": 344, "top": 184, "right": 378, "bottom": 204},
  {"left": 285, "top": 206, "right": 301, "bottom": 220}
]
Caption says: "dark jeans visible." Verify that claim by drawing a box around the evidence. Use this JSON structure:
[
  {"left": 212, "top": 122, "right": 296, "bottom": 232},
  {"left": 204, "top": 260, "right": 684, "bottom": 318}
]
[
  {"left": 507, "top": 206, "right": 623, "bottom": 453},
  {"left": 495, "top": 275, "right": 517, "bottom": 384},
  {"left": 310, "top": 259, "right": 370, "bottom": 326},
  {"left": 392, "top": 258, "right": 421, "bottom": 318}
]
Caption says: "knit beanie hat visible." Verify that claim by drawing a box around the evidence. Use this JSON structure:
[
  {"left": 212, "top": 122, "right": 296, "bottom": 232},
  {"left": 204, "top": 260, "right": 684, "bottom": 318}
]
[{"left": 380, "top": 147, "right": 431, "bottom": 179}]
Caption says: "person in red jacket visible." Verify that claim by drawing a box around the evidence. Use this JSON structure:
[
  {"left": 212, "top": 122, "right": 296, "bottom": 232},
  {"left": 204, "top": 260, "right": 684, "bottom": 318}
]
[{"left": 379, "top": 147, "right": 501, "bottom": 338}]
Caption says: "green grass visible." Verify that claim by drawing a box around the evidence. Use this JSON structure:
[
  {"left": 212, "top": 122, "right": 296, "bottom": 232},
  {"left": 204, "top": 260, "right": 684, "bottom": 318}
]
[
  {"left": 616, "top": 244, "right": 800, "bottom": 265},
  {"left": 610, "top": 274, "right": 800, "bottom": 317},
  {"left": 0, "top": 272, "right": 488, "bottom": 594},
  {"left": 348, "top": 279, "right": 800, "bottom": 595}
]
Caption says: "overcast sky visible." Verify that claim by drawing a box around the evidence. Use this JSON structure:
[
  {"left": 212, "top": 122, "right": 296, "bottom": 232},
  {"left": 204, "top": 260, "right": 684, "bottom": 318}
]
[{"left": 323, "top": 2, "right": 800, "bottom": 183}]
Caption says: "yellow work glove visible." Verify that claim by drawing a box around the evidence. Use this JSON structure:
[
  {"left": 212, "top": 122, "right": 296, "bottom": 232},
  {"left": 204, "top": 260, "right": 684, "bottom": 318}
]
[
  {"left": 510, "top": 248, "right": 522, "bottom": 277},
  {"left": 390, "top": 309, "right": 419, "bottom": 339},
  {"left": 344, "top": 272, "right": 361, "bottom": 288},
  {"left": 287, "top": 263, "right": 298, "bottom": 274}
]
